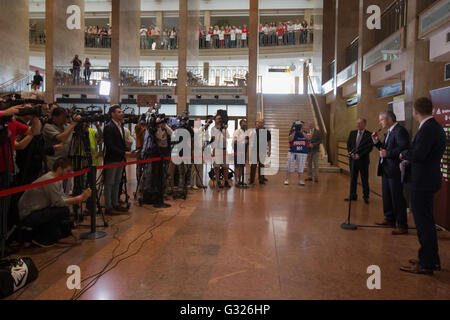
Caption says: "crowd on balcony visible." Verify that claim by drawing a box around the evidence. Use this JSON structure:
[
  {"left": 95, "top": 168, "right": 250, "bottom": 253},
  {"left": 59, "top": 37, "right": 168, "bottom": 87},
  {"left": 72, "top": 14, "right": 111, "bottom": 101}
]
[
  {"left": 258, "top": 20, "right": 313, "bottom": 46},
  {"left": 29, "top": 21, "right": 46, "bottom": 45},
  {"left": 85, "top": 25, "right": 112, "bottom": 48}
]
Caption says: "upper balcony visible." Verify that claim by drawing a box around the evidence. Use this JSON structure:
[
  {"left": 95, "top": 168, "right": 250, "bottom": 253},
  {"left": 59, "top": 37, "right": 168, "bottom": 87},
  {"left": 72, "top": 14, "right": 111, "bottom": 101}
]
[{"left": 53, "top": 65, "right": 249, "bottom": 96}]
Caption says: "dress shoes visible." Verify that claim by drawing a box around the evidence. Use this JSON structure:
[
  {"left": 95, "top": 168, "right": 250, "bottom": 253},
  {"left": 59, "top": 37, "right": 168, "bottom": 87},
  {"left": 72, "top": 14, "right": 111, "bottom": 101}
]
[
  {"left": 305, "top": 178, "right": 313, "bottom": 182},
  {"left": 400, "top": 264, "right": 434, "bottom": 275},
  {"left": 375, "top": 220, "right": 395, "bottom": 227},
  {"left": 408, "top": 259, "right": 441, "bottom": 271},
  {"left": 363, "top": 198, "right": 369, "bottom": 204},
  {"left": 392, "top": 228, "right": 408, "bottom": 235}
]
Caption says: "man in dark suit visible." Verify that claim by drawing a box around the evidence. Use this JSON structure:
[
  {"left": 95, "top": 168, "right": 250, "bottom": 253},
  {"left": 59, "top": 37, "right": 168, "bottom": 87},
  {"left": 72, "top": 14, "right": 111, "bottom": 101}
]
[
  {"left": 103, "top": 105, "right": 133, "bottom": 215},
  {"left": 306, "top": 121, "right": 323, "bottom": 183},
  {"left": 399, "top": 98, "right": 446, "bottom": 275},
  {"left": 346, "top": 119, "right": 373, "bottom": 204},
  {"left": 372, "top": 111, "right": 410, "bottom": 235}
]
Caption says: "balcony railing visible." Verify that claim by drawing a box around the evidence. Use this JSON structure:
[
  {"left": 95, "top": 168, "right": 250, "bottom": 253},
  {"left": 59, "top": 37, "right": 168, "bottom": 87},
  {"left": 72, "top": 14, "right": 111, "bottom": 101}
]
[
  {"left": 54, "top": 66, "right": 110, "bottom": 86},
  {"left": 337, "top": 61, "right": 357, "bottom": 87},
  {"left": 375, "top": 0, "right": 408, "bottom": 46},
  {"left": 120, "top": 66, "right": 179, "bottom": 86}
]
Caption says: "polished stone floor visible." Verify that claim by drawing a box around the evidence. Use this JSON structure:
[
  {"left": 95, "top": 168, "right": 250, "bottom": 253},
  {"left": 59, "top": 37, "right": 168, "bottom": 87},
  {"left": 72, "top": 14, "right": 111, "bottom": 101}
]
[{"left": 6, "top": 171, "right": 450, "bottom": 300}]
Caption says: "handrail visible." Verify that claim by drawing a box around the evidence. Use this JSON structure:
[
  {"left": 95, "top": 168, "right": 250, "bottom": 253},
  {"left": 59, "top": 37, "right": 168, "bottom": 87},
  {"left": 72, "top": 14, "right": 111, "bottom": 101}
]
[
  {"left": 0, "top": 73, "right": 31, "bottom": 91},
  {"left": 308, "top": 75, "right": 328, "bottom": 160}
]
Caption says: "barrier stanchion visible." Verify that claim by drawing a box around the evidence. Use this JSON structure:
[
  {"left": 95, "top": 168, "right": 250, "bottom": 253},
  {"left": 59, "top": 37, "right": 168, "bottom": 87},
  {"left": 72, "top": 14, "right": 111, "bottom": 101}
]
[{"left": 80, "top": 165, "right": 106, "bottom": 240}]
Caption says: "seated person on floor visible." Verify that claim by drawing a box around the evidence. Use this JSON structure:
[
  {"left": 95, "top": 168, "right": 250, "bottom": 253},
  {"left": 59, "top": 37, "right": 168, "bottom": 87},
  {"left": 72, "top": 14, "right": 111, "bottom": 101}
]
[{"left": 18, "top": 157, "right": 91, "bottom": 247}]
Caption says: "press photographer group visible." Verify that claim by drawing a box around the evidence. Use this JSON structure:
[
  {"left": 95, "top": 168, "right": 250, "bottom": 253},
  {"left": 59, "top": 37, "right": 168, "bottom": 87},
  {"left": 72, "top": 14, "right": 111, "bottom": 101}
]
[{"left": 0, "top": 95, "right": 281, "bottom": 260}]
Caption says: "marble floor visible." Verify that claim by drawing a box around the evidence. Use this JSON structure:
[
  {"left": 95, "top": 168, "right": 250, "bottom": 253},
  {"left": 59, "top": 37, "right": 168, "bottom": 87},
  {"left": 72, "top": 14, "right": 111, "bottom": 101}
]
[{"left": 5, "top": 171, "right": 450, "bottom": 300}]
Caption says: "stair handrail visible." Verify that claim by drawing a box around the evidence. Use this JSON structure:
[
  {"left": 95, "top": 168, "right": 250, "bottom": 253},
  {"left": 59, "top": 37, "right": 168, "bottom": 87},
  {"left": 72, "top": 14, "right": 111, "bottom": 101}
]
[
  {"left": 0, "top": 73, "right": 31, "bottom": 91},
  {"left": 308, "top": 76, "right": 328, "bottom": 160}
]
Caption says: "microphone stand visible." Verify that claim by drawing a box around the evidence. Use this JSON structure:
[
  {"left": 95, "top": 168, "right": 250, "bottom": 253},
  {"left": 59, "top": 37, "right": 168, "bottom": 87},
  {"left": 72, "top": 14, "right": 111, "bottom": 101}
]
[{"left": 341, "top": 148, "right": 357, "bottom": 230}]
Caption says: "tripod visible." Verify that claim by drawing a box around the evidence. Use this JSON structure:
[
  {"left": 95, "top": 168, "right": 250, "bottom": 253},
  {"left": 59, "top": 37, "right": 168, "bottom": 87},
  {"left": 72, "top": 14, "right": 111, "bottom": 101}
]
[
  {"left": 69, "top": 124, "right": 107, "bottom": 229},
  {"left": 341, "top": 151, "right": 357, "bottom": 230}
]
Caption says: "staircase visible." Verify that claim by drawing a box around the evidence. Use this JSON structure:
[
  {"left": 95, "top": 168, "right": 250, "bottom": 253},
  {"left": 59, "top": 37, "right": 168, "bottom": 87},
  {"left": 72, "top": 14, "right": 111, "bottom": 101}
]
[{"left": 263, "top": 94, "right": 339, "bottom": 172}]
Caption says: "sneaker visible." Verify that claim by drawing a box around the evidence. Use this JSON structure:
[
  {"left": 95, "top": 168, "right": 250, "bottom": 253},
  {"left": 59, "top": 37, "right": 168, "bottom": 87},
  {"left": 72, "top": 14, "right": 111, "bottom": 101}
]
[
  {"left": 299, "top": 180, "right": 305, "bottom": 186},
  {"left": 284, "top": 180, "right": 289, "bottom": 185},
  {"left": 192, "top": 185, "right": 199, "bottom": 190},
  {"left": 32, "top": 239, "right": 56, "bottom": 248}
]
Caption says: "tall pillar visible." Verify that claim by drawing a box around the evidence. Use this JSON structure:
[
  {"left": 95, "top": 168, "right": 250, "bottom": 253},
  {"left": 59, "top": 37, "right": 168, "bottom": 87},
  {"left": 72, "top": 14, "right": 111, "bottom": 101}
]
[
  {"left": 204, "top": 10, "right": 211, "bottom": 28},
  {"left": 177, "top": 0, "right": 188, "bottom": 114},
  {"left": 304, "top": 9, "right": 311, "bottom": 24},
  {"left": 203, "top": 62, "right": 209, "bottom": 83},
  {"left": 248, "top": 0, "right": 259, "bottom": 126},
  {"left": 0, "top": 0, "right": 29, "bottom": 85},
  {"left": 119, "top": 0, "right": 140, "bottom": 67},
  {"left": 156, "top": 12, "right": 163, "bottom": 34},
  {"left": 45, "top": 0, "right": 54, "bottom": 102},
  {"left": 110, "top": 0, "right": 120, "bottom": 104},
  {"left": 52, "top": 0, "right": 85, "bottom": 66},
  {"left": 177, "top": 0, "right": 200, "bottom": 114},
  {"left": 356, "top": 0, "right": 386, "bottom": 190},
  {"left": 155, "top": 62, "right": 161, "bottom": 82}
]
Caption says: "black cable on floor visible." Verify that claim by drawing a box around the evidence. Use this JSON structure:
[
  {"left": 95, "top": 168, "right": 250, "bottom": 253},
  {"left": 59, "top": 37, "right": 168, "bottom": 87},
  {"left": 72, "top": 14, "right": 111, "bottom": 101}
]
[{"left": 70, "top": 202, "right": 184, "bottom": 300}]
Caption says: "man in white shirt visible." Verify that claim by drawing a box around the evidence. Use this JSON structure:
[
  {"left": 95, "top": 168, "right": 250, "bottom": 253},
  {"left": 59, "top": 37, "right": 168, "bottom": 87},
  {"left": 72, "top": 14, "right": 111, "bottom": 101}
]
[
  {"left": 233, "top": 120, "right": 249, "bottom": 186},
  {"left": 210, "top": 114, "right": 231, "bottom": 188},
  {"left": 230, "top": 26, "right": 236, "bottom": 48},
  {"left": 152, "top": 25, "right": 161, "bottom": 49},
  {"left": 140, "top": 25, "right": 148, "bottom": 49}
]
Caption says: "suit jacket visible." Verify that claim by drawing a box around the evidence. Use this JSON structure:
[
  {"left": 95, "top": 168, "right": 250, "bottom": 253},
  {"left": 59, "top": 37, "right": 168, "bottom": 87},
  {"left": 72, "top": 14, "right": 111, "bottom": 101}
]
[
  {"left": 103, "top": 120, "right": 127, "bottom": 163},
  {"left": 347, "top": 130, "right": 373, "bottom": 164},
  {"left": 309, "top": 128, "right": 323, "bottom": 153},
  {"left": 374, "top": 123, "right": 410, "bottom": 178},
  {"left": 401, "top": 118, "right": 446, "bottom": 193}
]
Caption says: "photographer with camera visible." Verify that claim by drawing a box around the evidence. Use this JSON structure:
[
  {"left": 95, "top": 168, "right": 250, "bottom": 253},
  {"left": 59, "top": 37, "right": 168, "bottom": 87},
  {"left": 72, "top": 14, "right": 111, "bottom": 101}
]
[
  {"left": 18, "top": 158, "right": 91, "bottom": 247},
  {"left": 103, "top": 105, "right": 136, "bottom": 215},
  {"left": 14, "top": 110, "right": 63, "bottom": 186},
  {"left": 284, "top": 120, "right": 309, "bottom": 186},
  {"left": 211, "top": 114, "right": 231, "bottom": 189},
  {"left": 42, "top": 107, "right": 81, "bottom": 170}
]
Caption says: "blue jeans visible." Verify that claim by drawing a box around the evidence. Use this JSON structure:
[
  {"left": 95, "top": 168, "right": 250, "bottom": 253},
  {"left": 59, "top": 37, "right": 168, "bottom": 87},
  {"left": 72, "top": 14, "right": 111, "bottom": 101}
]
[{"left": 104, "top": 164, "right": 124, "bottom": 210}]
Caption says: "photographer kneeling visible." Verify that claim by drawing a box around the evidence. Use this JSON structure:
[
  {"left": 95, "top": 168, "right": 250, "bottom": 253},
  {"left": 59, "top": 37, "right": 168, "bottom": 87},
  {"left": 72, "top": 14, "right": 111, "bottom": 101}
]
[{"left": 18, "top": 158, "right": 91, "bottom": 247}]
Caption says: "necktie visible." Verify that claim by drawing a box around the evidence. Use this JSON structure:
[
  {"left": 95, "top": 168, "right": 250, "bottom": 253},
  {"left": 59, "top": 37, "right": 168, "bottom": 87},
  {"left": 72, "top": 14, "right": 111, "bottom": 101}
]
[
  {"left": 380, "top": 130, "right": 390, "bottom": 164},
  {"left": 356, "top": 131, "right": 363, "bottom": 148}
]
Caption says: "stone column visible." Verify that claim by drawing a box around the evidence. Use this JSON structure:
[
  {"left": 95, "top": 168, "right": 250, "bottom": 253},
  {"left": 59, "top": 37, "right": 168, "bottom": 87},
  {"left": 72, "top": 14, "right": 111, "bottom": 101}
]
[
  {"left": 356, "top": 0, "right": 387, "bottom": 190},
  {"left": 204, "top": 10, "right": 211, "bottom": 29},
  {"left": 0, "top": 0, "right": 29, "bottom": 85},
  {"left": 203, "top": 62, "right": 209, "bottom": 83},
  {"left": 110, "top": 0, "right": 120, "bottom": 104},
  {"left": 45, "top": 0, "right": 54, "bottom": 102},
  {"left": 304, "top": 9, "right": 311, "bottom": 24},
  {"left": 177, "top": 0, "right": 200, "bottom": 114},
  {"left": 52, "top": 0, "right": 85, "bottom": 66},
  {"left": 156, "top": 62, "right": 161, "bottom": 83},
  {"left": 119, "top": 0, "right": 140, "bottom": 67},
  {"left": 177, "top": 0, "right": 188, "bottom": 114},
  {"left": 248, "top": 0, "right": 259, "bottom": 126},
  {"left": 156, "top": 12, "right": 163, "bottom": 32}
]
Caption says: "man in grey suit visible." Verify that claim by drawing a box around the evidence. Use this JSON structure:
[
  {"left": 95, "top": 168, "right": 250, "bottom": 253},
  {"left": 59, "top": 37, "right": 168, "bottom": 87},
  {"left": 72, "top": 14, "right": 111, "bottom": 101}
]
[{"left": 306, "top": 121, "right": 323, "bottom": 183}]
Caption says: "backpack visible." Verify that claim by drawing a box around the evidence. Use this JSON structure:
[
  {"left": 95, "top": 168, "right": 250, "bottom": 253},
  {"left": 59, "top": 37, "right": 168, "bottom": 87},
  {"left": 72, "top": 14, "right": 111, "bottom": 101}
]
[{"left": 0, "top": 258, "right": 38, "bottom": 298}]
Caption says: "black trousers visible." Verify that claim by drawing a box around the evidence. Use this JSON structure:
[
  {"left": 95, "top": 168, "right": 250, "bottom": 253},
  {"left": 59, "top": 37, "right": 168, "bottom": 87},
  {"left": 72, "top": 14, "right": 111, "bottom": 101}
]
[
  {"left": 349, "top": 159, "right": 370, "bottom": 199},
  {"left": 382, "top": 175, "right": 408, "bottom": 229},
  {"left": 410, "top": 190, "right": 440, "bottom": 269},
  {"left": 22, "top": 206, "right": 71, "bottom": 243}
]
